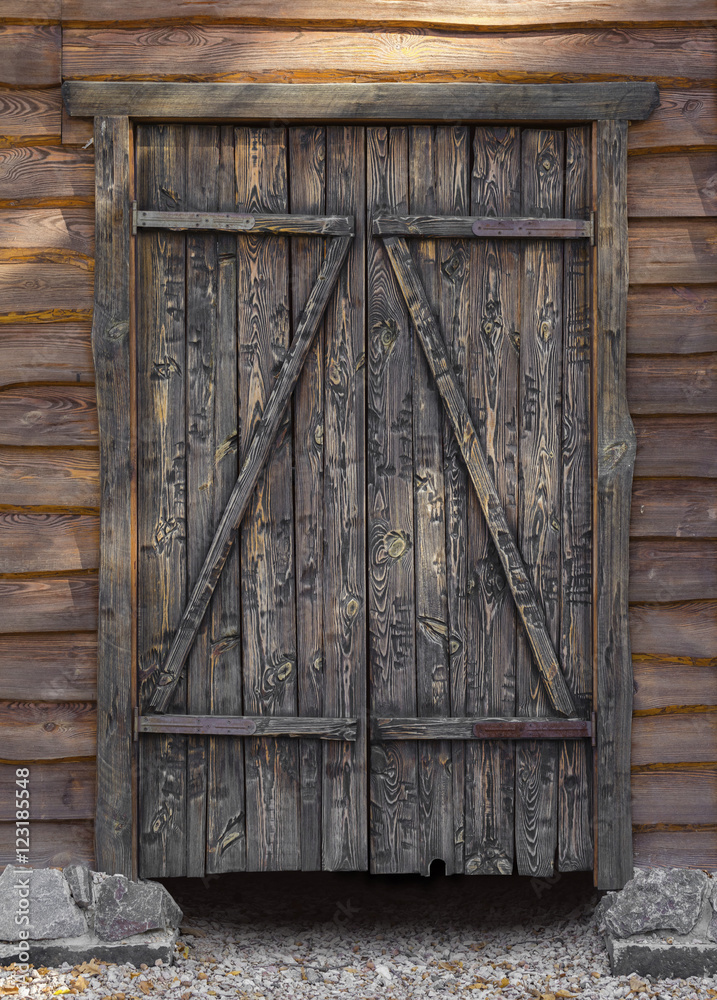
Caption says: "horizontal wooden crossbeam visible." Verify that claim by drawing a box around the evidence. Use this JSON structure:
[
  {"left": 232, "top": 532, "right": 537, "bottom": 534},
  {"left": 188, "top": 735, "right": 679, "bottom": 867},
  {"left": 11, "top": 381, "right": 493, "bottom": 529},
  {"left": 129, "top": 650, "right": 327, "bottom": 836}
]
[
  {"left": 135, "top": 207, "right": 354, "bottom": 236},
  {"left": 62, "top": 81, "right": 659, "bottom": 122},
  {"left": 373, "top": 717, "right": 593, "bottom": 741},
  {"left": 373, "top": 215, "right": 592, "bottom": 239},
  {"left": 135, "top": 713, "right": 358, "bottom": 741}
]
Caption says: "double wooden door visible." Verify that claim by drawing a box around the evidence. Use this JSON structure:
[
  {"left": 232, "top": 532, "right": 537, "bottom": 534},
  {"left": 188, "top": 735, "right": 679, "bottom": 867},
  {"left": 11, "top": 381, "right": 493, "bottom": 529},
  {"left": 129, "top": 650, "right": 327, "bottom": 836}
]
[{"left": 135, "top": 122, "right": 594, "bottom": 879}]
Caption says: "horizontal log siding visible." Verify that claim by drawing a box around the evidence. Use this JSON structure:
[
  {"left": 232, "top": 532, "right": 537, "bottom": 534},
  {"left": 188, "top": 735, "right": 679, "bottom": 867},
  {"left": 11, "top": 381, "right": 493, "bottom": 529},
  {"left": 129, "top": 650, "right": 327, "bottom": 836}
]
[{"left": 0, "top": 9, "right": 714, "bottom": 873}]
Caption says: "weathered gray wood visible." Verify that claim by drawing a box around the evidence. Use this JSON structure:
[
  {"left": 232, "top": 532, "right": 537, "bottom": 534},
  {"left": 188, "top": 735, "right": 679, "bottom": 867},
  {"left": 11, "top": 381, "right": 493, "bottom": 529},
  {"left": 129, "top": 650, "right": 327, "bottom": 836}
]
[
  {"left": 322, "top": 126, "right": 368, "bottom": 871},
  {"left": 290, "top": 125, "right": 326, "bottom": 871},
  {"left": 236, "top": 126, "right": 299, "bottom": 872},
  {"left": 137, "top": 123, "right": 188, "bottom": 878},
  {"left": 92, "top": 115, "right": 133, "bottom": 879},
  {"left": 373, "top": 718, "right": 592, "bottom": 740},
  {"left": 63, "top": 81, "right": 660, "bottom": 122},
  {"left": 137, "top": 715, "right": 358, "bottom": 740},
  {"left": 465, "top": 125, "right": 520, "bottom": 877},
  {"left": 184, "top": 124, "right": 219, "bottom": 878},
  {"left": 382, "top": 236, "right": 576, "bottom": 719},
  {"left": 435, "top": 125, "right": 471, "bottom": 875},
  {"left": 136, "top": 209, "right": 353, "bottom": 235},
  {"left": 367, "top": 126, "right": 418, "bottom": 875},
  {"left": 515, "top": 128, "right": 564, "bottom": 878},
  {"left": 149, "top": 232, "right": 351, "bottom": 713},
  {"left": 373, "top": 215, "right": 591, "bottom": 238},
  {"left": 559, "top": 124, "right": 594, "bottom": 873},
  {"left": 409, "top": 125, "right": 453, "bottom": 876},
  {"left": 595, "top": 119, "right": 635, "bottom": 891},
  {"left": 206, "top": 125, "right": 245, "bottom": 875}
]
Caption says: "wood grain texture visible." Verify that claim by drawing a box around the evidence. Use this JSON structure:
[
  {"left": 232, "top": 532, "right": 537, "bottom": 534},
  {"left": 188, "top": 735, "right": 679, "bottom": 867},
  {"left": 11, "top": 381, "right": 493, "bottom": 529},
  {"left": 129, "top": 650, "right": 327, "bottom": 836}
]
[
  {"left": 633, "top": 656, "right": 717, "bottom": 710},
  {"left": 236, "top": 126, "right": 300, "bottom": 873},
  {"left": 0, "top": 447, "right": 99, "bottom": 508},
  {"left": 0, "top": 26, "right": 60, "bottom": 87},
  {"left": 409, "top": 125, "right": 452, "bottom": 877},
  {"left": 634, "top": 415, "right": 717, "bottom": 477},
  {"left": 0, "top": 633, "right": 96, "bottom": 701},
  {"left": 629, "top": 219, "right": 717, "bottom": 284},
  {"left": 0, "top": 1, "right": 60, "bottom": 24},
  {"left": 62, "top": 27, "right": 713, "bottom": 84},
  {"left": 515, "top": 128, "right": 563, "bottom": 879},
  {"left": 631, "top": 479, "right": 717, "bottom": 538},
  {"left": 629, "top": 539, "right": 717, "bottom": 601},
  {"left": 627, "top": 354, "right": 717, "bottom": 414},
  {"left": 290, "top": 125, "right": 325, "bottom": 872},
  {"left": 0, "top": 700, "right": 96, "bottom": 760},
  {"left": 0, "top": 821, "right": 94, "bottom": 869},
  {"left": 136, "top": 123, "right": 188, "bottom": 879},
  {"left": 0, "top": 208, "right": 94, "bottom": 254},
  {"left": 0, "top": 324, "right": 93, "bottom": 387},
  {"left": 627, "top": 286, "right": 717, "bottom": 355},
  {"left": 560, "top": 124, "right": 593, "bottom": 872},
  {"left": 0, "top": 512, "right": 98, "bottom": 573},
  {"left": 63, "top": 80, "right": 660, "bottom": 121},
  {"left": 0, "top": 147, "right": 94, "bottom": 207},
  {"left": 629, "top": 87, "right": 717, "bottom": 152},
  {"left": 0, "top": 760, "right": 94, "bottom": 821},
  {"left": 633, "top": 828, "right": 717, "bottom": 870},
  {"left": 322, "top": 125, "right": 367, "bottom": 871},
  {"left": 367, "top": 125, "right": 418, "bottom": 875},
  {"left": 630, "top": 601, "right": 717, "bottom": 658},
  {"left": 632, "top": 709, "right": 717, "bottom": 764},
  {"left": 632, "top": 766, "right": 717, "bottom": 825},
  {"left": 466, "top": 124, "right": 520, "bottom": 877},
  {"left": 0, "top": 386, "right": 96, "bottom": 446},
  {"left": 628, "top": 151, "right": 717, "bottom": 217},
  {"left": 59, "top": 0, "right": 717, "bottom": 29},
  {"left": 0, "top": 574, "right": 98, "bottom": 633},
  {"left": 595, "top": 119, "right": 635, "bottom": 890},
  {"left": 0, "top": 263, "right": 93, "bottom": 321},
  {"left": 205, "top": 126, "right": 244, "bottom": 876},
  {"left": 61, "top": 107, "right": 93, "bottom": 147},
  {"left": 0, "top": 88, "right": 61, "bottom": 142}
]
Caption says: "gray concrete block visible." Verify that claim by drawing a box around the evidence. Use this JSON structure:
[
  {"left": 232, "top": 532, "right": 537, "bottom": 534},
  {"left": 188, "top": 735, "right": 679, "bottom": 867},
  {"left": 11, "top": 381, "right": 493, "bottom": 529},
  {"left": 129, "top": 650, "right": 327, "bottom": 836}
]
[
  {"left": 606, "top": 932, "right": 717, "bottom": 978},
  {"left": 0, "top": 928, "right": 178, "bottom": 969}
]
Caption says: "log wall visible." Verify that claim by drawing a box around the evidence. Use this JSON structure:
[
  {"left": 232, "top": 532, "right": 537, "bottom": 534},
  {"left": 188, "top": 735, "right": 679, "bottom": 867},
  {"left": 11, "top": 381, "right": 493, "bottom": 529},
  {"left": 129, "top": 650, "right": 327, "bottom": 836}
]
[{"left": 0, "top": 1, "right": 714, "bottom": 871}]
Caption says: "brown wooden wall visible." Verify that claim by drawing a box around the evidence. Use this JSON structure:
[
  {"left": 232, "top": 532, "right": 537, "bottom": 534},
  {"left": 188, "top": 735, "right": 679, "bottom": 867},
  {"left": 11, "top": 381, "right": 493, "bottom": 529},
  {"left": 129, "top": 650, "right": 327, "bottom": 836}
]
[{"left": 0, "top": 0, "right": 715, "bottom": 872}]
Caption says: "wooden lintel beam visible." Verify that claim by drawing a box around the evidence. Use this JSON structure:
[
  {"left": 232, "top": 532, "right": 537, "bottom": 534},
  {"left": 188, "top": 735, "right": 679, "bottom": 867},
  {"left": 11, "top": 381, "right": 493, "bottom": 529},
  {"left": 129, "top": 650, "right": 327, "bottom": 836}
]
[
  {"left": 136, "top": 713, "right": 358, "bottom": 741},
  {"left": 373, "top": 215, "right": 592, "bottom": 239},
  {"left": 62, "top": 81, "right": 660, "bottom": 122},
  {"left": 135, "top": 207, "right": 354, "bottom": 236},
  {"left": 373, "top": 717, "right": 593, "bottom": 740}
]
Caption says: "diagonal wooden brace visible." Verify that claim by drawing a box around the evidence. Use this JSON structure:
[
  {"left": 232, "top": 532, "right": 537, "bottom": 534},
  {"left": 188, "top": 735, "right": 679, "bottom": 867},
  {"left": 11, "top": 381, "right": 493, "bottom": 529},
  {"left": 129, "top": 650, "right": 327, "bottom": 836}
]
[
  {"left": 383, "top": 235, "right": 576, "bottom": 718},
  {"left": 151, "top": 233, "right": 353, "bottom": 713}
]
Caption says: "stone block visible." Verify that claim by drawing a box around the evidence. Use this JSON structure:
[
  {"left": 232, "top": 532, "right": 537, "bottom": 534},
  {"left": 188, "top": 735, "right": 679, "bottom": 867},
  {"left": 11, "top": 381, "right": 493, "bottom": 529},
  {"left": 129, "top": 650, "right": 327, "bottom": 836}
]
[
  {"left": 94, "top": 876, "right": 183, "bottom": 942},
  {"left": 598, "top": 868, "right": 709, "bottom": 937},
  {"left": 64, "top": 865, "right": 93, "bottom": 909},
  {"left": 0, "top": 867, "right": 87, "bottom": 941}
]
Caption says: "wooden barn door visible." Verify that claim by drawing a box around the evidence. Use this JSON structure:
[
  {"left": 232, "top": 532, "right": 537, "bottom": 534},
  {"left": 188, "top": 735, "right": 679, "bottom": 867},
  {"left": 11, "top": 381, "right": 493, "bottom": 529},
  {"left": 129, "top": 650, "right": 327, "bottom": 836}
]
[
  {"left": 366, "top": 125, "right": 594, "bottom": 877},
  {"left": 133, "top": 120, "right": 595, "bottom": 880},
  {"left": 135, "top": 124, "right": 367, "bottom": 877}
]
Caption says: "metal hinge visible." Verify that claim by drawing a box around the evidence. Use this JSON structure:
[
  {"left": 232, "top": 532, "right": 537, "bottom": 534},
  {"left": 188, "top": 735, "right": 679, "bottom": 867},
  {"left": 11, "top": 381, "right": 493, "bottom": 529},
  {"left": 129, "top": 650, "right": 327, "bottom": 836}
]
[{"left": 591, "top": 709, "right": 597, "bottom": 747}]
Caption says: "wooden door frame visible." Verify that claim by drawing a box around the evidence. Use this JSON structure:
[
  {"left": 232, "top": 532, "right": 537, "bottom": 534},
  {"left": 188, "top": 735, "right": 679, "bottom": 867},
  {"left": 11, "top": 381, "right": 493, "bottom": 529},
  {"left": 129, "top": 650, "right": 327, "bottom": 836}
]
[{"left": 64, "top": 80, "right": 658, "bottom": 889}]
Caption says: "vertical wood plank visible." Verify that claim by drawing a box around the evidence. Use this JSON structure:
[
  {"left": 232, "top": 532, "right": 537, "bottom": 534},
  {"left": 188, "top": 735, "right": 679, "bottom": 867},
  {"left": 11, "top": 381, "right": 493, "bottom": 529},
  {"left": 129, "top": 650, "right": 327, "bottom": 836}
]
[
  {"left": 206, "top": 125, "right": 245, "bottom": 873},
  {"left": 290, "top": 125, "right": 326, "bottom": 870},
  {"left": 367, "top": 126, "right": 418, "bottom": 874},
  {"left": 559, "top": 125, "right": 593, "bottom": 872},
  {"left": 184, "top": 125, "right": 220, "bottom": 877},
  {"left": 435, "top": 125, "right": 471, "bottom": 875},
  {"left": 323, "top": 126, "right": 367, "bottom": 870},
  {"left": 596, "top": 119, "right": 635, "bottom": 890},
  {"left": 465, "top": 126, "right": 520, "bottom": 876},
  {"left": 409, "top": 125, "right": 453, "bottom": 875},
  {"left": 93, "top": 115, "right": 133, "bottom": 878},
  {"left": 137, "top": 123, "right": 188, "bottom": 878},
  {"left": 236, "top": 126, "right": 300, "bottom": 871},
  {"left": 515, "top": 128, "right": 564, "bottom": 878}
]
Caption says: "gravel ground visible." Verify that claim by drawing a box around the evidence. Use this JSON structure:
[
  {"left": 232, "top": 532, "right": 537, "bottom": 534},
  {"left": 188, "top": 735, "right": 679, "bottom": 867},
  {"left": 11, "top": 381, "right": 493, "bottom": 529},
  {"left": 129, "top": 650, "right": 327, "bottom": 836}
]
[{"left": 2, "top": 871, "right": 717, "bottom": 1000}]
